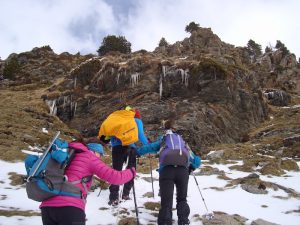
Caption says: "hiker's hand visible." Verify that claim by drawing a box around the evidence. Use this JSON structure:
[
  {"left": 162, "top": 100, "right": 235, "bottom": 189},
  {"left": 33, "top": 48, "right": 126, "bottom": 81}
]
[
  {"left": 189, "top": 165, "right": 195, "bottom": 174},
  {"left": 130, "top": 167, "right": 136, "bottom": 178},
  {"left": 127, "top": 147, "right": 139, "bottom": 157}
]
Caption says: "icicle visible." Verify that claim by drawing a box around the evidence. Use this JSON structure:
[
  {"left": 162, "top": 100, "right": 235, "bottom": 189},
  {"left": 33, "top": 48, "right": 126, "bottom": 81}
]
[
  {"left": 46, "top": 100, "right": 57, "bottom": 116},
  {"left": 70, "top": 95, "right": 74, "bottom": 117},
  {"left": 130, "top": 73, "right": 140, "bottom": 87},
  {"left": 53, "top": 103, "right": 57, "bottom": 116},
  {"left": 279, "top": 91, "right": 283, "bottom": 101},
  {"left": 162, "top": 66, "right": 167, "bottom": 77},
  {"left": 73, "top": 102, "right": 77, "bottom": 117},
  {"left": 184, "top": 69, "right": 189, "bottom": 87},
  {"left": 70, "top": 101, "right": 73, "bottom": 116},
  {"left": 116, "top": 73, "right": 121, "bottom": 85},
  {"left": 179, "top": 69, "right": 185, "bottom": 83},
  {"left": 178, "top": 69, "right": 189, "bottom": 87},
  {"left": 63, "top": 96, "right": 70, "bottom": 109},
  {"left": 74, "top": 76, "right": 77, "bottom": 88},
  {"left": 159, "top": 73, "right": 163, "bottom": 99}
]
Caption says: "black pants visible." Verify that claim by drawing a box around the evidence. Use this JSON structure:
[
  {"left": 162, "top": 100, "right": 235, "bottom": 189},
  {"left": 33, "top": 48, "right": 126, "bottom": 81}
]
[
  {"left": 158, "top": 166, "right": 190, "bottom": 225},
  {"left": 109, "top": 145, "right": 136, "bottom": 201},
  {"left": 41, "top": 206, "right": 86, "bottom": 225}
]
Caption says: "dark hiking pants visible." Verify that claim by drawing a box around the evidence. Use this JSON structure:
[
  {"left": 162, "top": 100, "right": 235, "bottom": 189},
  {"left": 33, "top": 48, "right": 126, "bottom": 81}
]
[
  {"left": 158, "top": 166, "right": 190, "bottom": 225},
  {"left": 41, "top": 206, "right": 86, "bottom": 225},
  {"left": 109, "top": 145, "right": 136, "bottom": 201}
]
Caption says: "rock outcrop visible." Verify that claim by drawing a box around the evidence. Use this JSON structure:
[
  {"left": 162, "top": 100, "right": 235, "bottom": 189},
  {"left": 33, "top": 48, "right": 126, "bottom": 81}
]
[{"left": 1, "top": 26, "right": 299, "bottom": 157}]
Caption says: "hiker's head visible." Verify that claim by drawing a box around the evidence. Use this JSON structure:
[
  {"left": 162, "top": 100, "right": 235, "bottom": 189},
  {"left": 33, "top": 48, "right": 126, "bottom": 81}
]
[
  {"left": 99, "top": 135, "right": 110, "bottom": 145},
  {"left": 164, "top": 119, "right": 175, "bottom": 130},
  {"left": 87, "top": 143, "right": 104, "bottom": 157},
  {"left": 134, "top": 109, "right": 141, "bottom": 119}
]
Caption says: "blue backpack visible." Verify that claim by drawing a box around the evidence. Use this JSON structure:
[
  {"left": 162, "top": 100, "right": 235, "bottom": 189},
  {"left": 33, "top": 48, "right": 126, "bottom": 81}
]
[
  {"left": 25, "top": 132, "right": 91, "bottom": 202},
  {"left": 159, "top": 132, "right": 190, "bottom": 167}
]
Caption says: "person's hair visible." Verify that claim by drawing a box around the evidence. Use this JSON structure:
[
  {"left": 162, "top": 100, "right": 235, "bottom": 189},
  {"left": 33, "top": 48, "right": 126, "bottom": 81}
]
[
  {"left": 72, "top": 133, "right": 101, "bottom": 146},
  {"left": 164, "top": 119, "right": 175, "bottom": 129},
  {"left": 72, "top": 133, "right": 85, "bottom": 143}
]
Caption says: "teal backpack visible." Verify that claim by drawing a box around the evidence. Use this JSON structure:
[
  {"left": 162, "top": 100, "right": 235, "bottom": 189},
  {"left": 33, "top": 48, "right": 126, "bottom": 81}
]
[{"left": 25, "top": 132, "right": 91, "bottom": 202}]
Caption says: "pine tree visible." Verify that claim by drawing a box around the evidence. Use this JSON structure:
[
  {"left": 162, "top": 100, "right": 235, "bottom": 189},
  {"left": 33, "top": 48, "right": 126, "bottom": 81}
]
[
  {"left": 265, "top": 46, "right": 272, "bottom": 53},
  {"left": 275, "top": 40, "right": 290, "bottom": 56},
  {"left": 185, "top": 22, "right": 200, "bottom": 33},
  {"left": 3, "top": 57, "right": 20, "bottom": 80},
  {"left": 97, "top": 35, "right": 131, "bottom": 56},
  {"left": 158, "top": 37, "right": 169, "bottom": 47},
  {"left": 247, "top": 39, "right": 262, "bottom": 57}
]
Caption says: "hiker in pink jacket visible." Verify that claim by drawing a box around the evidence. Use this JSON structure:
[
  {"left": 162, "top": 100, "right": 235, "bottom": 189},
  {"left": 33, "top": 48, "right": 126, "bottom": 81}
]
[{"left": 40, "top": 141, "right": 136, "bottom": 225}]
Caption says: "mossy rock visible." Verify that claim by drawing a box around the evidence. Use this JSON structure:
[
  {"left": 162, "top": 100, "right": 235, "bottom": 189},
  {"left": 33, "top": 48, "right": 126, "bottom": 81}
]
[
  {"left": 0, "top": 209, "right": 40, "bottom": 217},
  {"left": 260, "top": 163, "right": 284, "bottom": 176},
  {"left": 283, "top": 143, "right": 300, "bottom": 158},
  {"left": 144, "top": 201, "right": 160, "bottom": 211},
  {"left": 8, "top": 172, "right": 25, "bottom": 186},
  {"left": 118, "top": 217, "right": 137, "bottom": 225},
  {"left": 229, "top": 164, "right": 254, "bottom": 172},
  {"left": 281, "top": 159, "right": 299, "bottom": 171}
]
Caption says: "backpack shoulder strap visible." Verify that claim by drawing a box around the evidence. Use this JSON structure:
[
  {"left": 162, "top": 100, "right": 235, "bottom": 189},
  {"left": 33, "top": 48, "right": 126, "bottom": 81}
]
[
  {"left": 70, "top": 175, "right": 93, "bottom": 199},
  {"left": 61, "top": 148, "right": 78, "bottom": 170}
]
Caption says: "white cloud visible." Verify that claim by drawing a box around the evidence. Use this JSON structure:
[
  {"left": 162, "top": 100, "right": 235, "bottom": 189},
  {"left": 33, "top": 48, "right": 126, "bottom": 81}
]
[
  {"left": 0, "top": 0, "right": 299, "bottom": 59},
  {"left": 123, "top": 0, "right": 300, "bottom": 58},
  {"left": 0, "top": 0, "right": 115, "bottom": 58}
]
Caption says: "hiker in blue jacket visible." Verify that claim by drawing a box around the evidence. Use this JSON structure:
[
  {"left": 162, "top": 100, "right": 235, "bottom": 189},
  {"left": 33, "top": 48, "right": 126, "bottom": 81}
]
[
  {"left": 105, "top": 106, "right": 149, "bottom": 206},
  {"left": 137, "top": 119, "right": 201, "bottom": 225}
]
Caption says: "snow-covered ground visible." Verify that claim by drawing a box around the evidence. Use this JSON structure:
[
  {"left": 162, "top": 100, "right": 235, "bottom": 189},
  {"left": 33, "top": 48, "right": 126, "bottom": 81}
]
[{"left": 0, "top": 159, "right": 299, "bottom": 225}]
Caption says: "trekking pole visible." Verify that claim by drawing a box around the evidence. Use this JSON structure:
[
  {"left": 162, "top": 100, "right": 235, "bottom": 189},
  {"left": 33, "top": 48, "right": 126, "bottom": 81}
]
[
  {"left": 116, "top": 156, "right": 130, "bottom": 225},
  {"left": 149, "top": 154, "right": 155, "bottom": 198},
  {"left": 132, "top": 179, "right": 140, "bottom": 225},
  {"left": 129, "top": 151, "right": 140, "bottom": 225},
  {"left": 27, "top": 131, "right": 60, "bottom": 181},
  {"left": 192, "top": 172, "right": 214, "bottom": 220}
]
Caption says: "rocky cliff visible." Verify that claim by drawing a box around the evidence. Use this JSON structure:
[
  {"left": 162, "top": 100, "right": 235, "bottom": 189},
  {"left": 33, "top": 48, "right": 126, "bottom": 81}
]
[
  {"left": 42, "top": 28, "right": 299, "bottom": 152},
  {"left": 1, "top": 27, "right": 299, "bottom": 160}
]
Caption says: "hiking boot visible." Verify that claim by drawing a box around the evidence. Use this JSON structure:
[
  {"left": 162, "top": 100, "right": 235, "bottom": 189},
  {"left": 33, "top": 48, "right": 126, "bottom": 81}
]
[
  {"left": 178, "top": 219, "right": 190, "bottom": 225},
  {"left": 108, "top": 199, "right": 119, "bottom": 206},
  {"left": 122, "top": 195, "right": 131, "bottom": 201}
]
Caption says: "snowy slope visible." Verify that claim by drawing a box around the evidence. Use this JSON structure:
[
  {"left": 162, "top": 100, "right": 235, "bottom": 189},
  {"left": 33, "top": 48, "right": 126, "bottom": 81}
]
[{"left": 0, "top": 160, "right": 299, "bottom": 225}]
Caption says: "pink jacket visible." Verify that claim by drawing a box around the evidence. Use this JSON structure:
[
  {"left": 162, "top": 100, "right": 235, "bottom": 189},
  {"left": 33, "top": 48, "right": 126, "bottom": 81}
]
[{"left": 40, "top": 142, "right": 135, "bottom": 211}]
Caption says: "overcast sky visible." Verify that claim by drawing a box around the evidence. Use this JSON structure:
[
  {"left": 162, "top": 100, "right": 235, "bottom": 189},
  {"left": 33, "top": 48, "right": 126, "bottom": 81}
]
[{"left": 0, "top": 0, "right": 299, "bottom": 60}]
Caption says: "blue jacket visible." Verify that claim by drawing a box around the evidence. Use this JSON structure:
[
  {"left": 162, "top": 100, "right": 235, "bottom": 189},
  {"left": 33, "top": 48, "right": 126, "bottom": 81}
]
[
  {"left": 110, "top": 118, "right": 149, "bottom": 148},
  {"left": 137, "top": 138, "right": 201, "bottom": 172}
]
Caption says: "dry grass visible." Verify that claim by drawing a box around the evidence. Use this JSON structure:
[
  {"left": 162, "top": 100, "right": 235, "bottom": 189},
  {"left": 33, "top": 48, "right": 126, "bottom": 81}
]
[
  {"left": 0, "top": 209, "right": 40, "bottom": 217},
  {"left": 0, "top": 85, "right": 77, "bottom": 161},
  {"left": 144, "top": 201, "right": 160, "bottom": 211}
]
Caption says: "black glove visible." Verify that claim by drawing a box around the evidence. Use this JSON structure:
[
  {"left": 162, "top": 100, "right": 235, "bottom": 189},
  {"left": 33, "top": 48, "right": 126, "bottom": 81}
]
[
  {"left": 127, "top": 147, "right": 140, "bottom": 157},
  {"left": 188, "top": 165, "right": 195, "bottom": 175}
]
